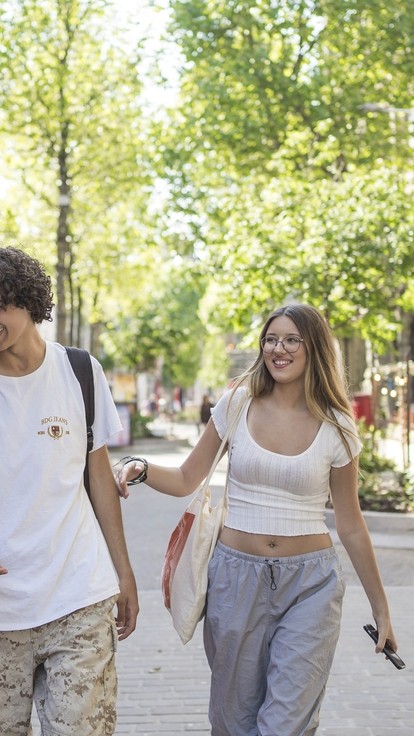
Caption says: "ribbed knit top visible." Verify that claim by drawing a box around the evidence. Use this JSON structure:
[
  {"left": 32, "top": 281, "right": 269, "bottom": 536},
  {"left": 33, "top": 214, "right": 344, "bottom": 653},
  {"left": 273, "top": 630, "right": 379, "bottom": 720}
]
[{"left": 211, "top": 387, "right": 362, "bottom": 536}]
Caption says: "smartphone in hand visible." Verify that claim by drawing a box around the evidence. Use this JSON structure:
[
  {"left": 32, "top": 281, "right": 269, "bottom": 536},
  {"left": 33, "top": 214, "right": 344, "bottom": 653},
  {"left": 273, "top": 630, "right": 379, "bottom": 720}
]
[{"left": 363, "top": 624, "right": 406, "bottom": 670}]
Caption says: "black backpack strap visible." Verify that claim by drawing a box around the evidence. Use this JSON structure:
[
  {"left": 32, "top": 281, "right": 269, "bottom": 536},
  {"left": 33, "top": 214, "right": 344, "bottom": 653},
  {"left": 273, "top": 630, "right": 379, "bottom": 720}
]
[{"left": 65, "top": 347, "right": 95, "bottom": 496}]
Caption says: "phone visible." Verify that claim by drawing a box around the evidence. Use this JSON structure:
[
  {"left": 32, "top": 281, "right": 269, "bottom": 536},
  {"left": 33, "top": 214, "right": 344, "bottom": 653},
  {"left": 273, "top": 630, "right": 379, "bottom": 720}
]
[{"left": 363, "top": 624, "right": 406, "bottom": 670}]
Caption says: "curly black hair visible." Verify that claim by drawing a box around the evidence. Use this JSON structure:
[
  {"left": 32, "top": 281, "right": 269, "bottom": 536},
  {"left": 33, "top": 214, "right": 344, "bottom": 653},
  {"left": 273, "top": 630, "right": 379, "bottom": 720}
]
[{"left": 0, "top": 246, "right": 54, "bottom": 323}]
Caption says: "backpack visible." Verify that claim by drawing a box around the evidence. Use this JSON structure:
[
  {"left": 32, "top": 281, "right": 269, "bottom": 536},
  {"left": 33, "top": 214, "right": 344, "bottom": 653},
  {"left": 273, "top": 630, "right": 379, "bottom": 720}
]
[{"left": 65, "top": 347, "right": 95, "bottom": 496}]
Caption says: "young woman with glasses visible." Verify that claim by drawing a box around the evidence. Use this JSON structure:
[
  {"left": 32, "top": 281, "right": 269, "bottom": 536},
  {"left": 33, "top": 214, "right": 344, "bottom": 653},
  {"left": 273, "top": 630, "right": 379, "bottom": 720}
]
[{"left": 117, "top": 303, "right": 397, "bottom": 736}]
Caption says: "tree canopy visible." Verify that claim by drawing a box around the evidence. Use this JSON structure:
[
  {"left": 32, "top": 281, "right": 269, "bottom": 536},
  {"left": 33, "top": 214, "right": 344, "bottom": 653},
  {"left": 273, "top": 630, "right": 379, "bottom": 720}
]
[
  {"left": 0, "top": 0, "right": 413, "bottom": 388},
  {"left": 159, "top": 0, "right": 414, "bottom": 352}
]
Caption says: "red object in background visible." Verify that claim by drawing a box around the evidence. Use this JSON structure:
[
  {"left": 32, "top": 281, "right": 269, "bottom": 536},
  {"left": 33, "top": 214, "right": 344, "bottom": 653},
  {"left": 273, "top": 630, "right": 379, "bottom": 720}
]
[{"left": 353, "top": 393, "right": 373, "bottom": 425}]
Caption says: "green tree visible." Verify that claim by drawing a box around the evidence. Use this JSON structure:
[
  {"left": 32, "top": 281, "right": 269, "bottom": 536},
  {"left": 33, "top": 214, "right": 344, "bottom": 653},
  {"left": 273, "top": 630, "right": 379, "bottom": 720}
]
[
  {"left": 155, "top": 0, "right": 414, "bottom": 349},
  {"left": 101, "top": 260, "right": 207, "bottom": 388},
  {"left": 166, "top": 0, "right": 414, "bottom": 173},
  {"left": 0, "top": 0, "right": 152, "bottom": 344}
]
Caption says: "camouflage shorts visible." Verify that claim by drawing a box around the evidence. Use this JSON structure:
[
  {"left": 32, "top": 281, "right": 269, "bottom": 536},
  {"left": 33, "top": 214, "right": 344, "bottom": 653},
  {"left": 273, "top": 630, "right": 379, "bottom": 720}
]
[{"left": 0, "top": 595, "right": 118, "bottom": 736}]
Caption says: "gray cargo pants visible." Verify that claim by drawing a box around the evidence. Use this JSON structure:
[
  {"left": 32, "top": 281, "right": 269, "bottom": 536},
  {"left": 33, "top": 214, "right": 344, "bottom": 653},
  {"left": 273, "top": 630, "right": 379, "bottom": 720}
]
[{"left": 204, "top": 542, "right": 345, "bottom": 736}]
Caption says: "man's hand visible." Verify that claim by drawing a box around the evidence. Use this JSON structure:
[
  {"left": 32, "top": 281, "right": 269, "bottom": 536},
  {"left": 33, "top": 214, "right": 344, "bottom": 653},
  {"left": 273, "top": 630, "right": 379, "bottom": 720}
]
[
  {"left": 0, "top": 563, "right": 8, "bottom": 575},
  {"left": 115, "top": 574, "right": 139, "bottom": 640}
]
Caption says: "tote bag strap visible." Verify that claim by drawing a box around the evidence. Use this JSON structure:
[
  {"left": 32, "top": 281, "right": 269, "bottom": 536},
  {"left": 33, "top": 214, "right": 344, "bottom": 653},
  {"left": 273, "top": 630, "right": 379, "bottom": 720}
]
[
  {"left": 200, "top": 389, "right": 249, "bottom": 496},
  {"left": 222, "top": 391, "right": 249, "bottom": 508}
]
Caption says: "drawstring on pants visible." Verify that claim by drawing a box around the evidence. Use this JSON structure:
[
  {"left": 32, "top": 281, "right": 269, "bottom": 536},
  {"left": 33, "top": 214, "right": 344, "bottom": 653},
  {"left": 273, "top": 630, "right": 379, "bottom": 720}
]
[{"left": 266, "top": 560, "right": 278, "bottom": 590}]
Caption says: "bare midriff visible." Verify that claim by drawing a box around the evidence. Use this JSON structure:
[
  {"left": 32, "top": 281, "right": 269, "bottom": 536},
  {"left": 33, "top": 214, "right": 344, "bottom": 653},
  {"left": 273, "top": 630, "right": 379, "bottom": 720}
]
[{"left": 219, "top": 527, "right": 333, "bottom": 557}]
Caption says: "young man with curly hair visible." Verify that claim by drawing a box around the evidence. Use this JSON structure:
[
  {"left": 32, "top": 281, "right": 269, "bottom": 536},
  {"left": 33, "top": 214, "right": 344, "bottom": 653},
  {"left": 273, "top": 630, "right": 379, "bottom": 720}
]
[{"left": 0, "top": 247, "right": 139, "bottom": 735}]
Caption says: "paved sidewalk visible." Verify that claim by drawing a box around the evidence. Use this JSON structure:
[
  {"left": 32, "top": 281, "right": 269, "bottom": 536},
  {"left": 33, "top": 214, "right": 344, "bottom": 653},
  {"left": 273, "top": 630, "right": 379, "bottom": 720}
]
[
  {"left": 31, "top": 432, "right": 414, "bottom": 735},
  {"left": 114, "top": 585, "right": 414, "bottom": 735}
]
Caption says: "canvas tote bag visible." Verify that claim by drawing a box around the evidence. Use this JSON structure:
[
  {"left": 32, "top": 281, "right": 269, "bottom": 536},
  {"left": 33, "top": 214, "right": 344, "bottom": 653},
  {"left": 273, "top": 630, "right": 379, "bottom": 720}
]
[{"left": 161, "top": 392, "right": 247, "bottom": 644}]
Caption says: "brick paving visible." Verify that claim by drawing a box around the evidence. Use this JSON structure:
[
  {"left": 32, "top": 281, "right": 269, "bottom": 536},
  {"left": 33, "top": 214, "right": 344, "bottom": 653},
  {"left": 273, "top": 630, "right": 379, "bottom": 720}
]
[
  {"left": 110, "top": 585, "right": 414, "bottom": 736},
  {"left": 30, "top": 432, "right": 414, "bottom": 735}
]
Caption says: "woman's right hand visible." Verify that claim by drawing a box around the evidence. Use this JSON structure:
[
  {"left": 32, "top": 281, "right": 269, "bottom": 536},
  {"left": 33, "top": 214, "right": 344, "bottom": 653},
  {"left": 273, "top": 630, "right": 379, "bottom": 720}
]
[{"left": 0, "top": 563, "right": 8, "bottom": 575}]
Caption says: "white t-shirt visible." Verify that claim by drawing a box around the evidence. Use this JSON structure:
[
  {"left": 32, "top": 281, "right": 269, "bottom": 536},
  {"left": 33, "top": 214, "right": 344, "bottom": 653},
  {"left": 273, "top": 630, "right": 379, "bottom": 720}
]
[
  {"left": 211, "top": 387, "right": 362, "bottom": 536},
  {"left": 0, "top": 341, "right": 122, "bottom": 630}
]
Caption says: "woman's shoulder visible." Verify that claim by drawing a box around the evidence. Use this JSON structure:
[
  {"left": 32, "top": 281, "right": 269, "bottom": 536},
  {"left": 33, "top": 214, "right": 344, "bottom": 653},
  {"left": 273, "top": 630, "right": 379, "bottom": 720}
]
[
  {"left": 213, "top": 385, "right": 249, "bottom": 417},
  {"left": 329, "top": 406, "right": 359, "bottom": 432},
  {"left": 327, "top": 406, "right": 363, "bottom": 461},
  {"left": 229, "top": 384, "right": 249, "bottom": 399},
  {"left": 216, "top": 384, "right": 247, "bottom": 400},
  {"left": 222, "top": 385, "right": 249, "bottom": 409}
]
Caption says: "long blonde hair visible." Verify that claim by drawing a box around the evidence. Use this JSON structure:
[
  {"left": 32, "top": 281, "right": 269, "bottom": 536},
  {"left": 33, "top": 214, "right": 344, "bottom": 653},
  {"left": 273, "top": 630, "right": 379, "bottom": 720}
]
[{"left": 231, "top": 304, "right": 358, "bottom": 459}]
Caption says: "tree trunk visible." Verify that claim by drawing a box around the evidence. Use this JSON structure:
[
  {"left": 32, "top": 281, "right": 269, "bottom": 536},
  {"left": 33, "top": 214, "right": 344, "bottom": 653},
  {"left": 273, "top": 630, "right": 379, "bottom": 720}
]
[{"left": 56, "top": 120, "right": 72, "bottom": 345}]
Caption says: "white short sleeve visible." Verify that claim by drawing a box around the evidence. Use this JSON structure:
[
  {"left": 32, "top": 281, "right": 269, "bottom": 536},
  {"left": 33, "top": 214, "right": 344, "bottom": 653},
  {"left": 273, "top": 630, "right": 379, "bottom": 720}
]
[
  {"left": 90, "top": 356, "right": 122, "bottom": 450},
  {"left": 211, "top": 387, "right": 248, "bottom": 440},
  {"left": 330, "top": 410, "right": 363, "bottom": 467}
]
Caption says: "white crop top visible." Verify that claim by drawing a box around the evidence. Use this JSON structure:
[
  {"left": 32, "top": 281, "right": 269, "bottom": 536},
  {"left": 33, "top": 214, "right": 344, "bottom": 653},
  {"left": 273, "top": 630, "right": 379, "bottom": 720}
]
[{"left": 211, "top": 387, "right": 362, "bottom": 536}]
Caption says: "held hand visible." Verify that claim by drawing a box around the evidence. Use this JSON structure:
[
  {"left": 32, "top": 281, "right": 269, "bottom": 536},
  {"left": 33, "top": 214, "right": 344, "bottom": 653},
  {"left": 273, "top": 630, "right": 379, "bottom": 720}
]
[
  {"left": 0, "top": 563, "right": 8, "bottom": 575},
  {"left": 115, "top": 461, "right": 144, "bottom": 499},
  {"left": 115, "top": 574, "right": 139, "bottom": 641}
]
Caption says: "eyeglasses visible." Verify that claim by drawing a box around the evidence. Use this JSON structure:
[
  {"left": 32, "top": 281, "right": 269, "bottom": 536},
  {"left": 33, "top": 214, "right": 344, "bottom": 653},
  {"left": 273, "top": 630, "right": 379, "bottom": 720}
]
[{"left": 260, "top": 335, "right": 304, "bottom": 354}]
